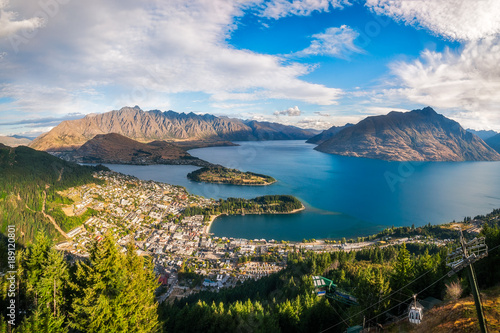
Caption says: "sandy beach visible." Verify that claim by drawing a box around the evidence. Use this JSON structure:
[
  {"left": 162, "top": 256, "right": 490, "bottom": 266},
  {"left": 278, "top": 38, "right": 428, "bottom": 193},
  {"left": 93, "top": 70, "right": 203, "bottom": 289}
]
[{"left": 203, "top": 214, "right": 222, "bottom": 235}]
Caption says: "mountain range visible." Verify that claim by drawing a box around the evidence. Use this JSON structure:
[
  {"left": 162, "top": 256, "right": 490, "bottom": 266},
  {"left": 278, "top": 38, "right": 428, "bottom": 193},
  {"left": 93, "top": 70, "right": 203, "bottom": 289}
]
[
  {"left": 23, "top": 105, "right": 500, "bottom": 162},
  {"left": 29, "top": 106, "right": 316, "bottom": 151},
  {"left": 314, "top": 107, "right": 500, "bottom": 161},
  {"left": 0, "top": 135, "right": 32, "bottom": 147},
  {"left": 485, "top": 134, "right": 500, "bottom": 154},
  {"left": 466, "top": 129, "right": 498, "bottom": 141}
]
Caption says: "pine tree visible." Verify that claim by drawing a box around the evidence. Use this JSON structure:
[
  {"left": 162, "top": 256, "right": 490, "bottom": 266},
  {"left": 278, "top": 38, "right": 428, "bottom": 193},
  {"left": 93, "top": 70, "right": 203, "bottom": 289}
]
[
  {"left": 373, "top": 268, "right": 391, "bottom": 316},
  {"left": 391, "top": 243, "right": 414, "bottom": 304},
  {"left": 120, "top": 242, "right": 160, "bottom": 332},
  {"left": 16, "top": 234, "right": 69, "bottom": 332},
  {"left": 69, "top": 234, "right": 160, "bottom": 332}
]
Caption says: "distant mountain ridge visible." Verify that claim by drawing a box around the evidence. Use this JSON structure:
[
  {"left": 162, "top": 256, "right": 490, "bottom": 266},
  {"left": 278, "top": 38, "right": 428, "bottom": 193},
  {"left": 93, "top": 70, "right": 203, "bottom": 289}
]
[
  {"left": 486, "top": 134, "right": 500, "bottom": 154},
  {"left": 306, "top": 123, "right": 353, "bottom": 145},
  {"left": 0, "top": 135, "right": 32, "bottom": 147},
  {"left": 466, "top": 129, "right": 498, "bottom": 140},
  {"left": 315, "top": 107, "right": 500, "bottom": 161},
  {"left": 29, "top": 106, "right": 316, "bottom": 151}
]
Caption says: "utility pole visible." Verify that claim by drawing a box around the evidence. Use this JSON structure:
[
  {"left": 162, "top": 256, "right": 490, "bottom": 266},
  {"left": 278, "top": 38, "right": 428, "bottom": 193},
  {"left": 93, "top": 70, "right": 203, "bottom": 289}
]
[{"left": 446, "top": 228, "right": 488, "bottom": 333}]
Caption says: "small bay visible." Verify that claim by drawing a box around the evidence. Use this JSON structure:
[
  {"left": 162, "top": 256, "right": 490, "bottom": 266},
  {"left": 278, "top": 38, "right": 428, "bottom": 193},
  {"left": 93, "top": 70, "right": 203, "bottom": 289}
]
[{"left": 103, "top": 141, "right": 500, "bottom": 241}]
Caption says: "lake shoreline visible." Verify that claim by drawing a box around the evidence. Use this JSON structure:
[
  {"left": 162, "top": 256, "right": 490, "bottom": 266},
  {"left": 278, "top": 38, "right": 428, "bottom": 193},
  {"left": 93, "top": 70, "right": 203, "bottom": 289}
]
[
  {"left": 205, "top": 204, "right": 306, "bottom": 235},
  {"left": 104, "top": 140, "right": 500, "bottom": 241},
  {"left": 193, "top": 179, "right": 277, "bottom": 186}
]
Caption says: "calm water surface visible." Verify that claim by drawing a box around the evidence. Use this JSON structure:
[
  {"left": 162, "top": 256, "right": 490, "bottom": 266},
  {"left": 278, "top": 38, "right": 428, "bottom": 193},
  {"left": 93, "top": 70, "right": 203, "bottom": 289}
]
[{"left": 104, "top": 141, "right": 500, "bottom": 241}]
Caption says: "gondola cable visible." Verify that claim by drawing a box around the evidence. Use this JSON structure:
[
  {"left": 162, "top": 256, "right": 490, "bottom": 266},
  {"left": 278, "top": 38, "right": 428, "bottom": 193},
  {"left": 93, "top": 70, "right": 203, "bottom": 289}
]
[{"left": 318, "top": 243, "right": 500, "bottom": 333}]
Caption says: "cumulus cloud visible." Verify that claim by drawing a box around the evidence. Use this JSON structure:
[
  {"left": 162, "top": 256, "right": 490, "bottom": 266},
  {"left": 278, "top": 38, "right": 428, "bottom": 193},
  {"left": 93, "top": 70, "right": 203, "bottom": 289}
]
[
  {"left": 293, "top": 25, "right": 363, "bottom": 59},
  {"left": 0, "top": 0, "right": 44, "bottom": 38},
  {"left": 389, "top": 37, "right": 500, "bottom": 129},
  {"left": 259, "top": 0, "right": 350, "bottom": 19},
  {"left": 274, "top": 106, "right": 301, "bottom": 116},
  {"left": 314, "top": 111, "right": 331, "bottom": 117},
  {"left": 365, "top": 0, "right": 500, "bottom": 41}
]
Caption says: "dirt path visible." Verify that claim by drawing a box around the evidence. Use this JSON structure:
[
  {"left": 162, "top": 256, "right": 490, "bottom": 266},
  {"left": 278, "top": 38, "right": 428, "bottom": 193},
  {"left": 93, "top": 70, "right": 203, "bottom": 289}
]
[
  {"left": 42, "top": 190, "right": 69, "bottom": 239},
  {"left": 57, "top": 167, "right": 64, "bottom": 181}
]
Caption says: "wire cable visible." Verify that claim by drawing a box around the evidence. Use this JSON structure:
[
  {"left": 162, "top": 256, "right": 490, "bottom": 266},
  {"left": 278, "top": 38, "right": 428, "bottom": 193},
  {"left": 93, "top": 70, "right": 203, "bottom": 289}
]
[
  {"left": 318, "top": 264, "right": 439, "bottom": 333},
  {"left": 318, "top": 242, "right": 500, "bottom": 333},
  {"left": 365, "top": 270, "right": 449, "bottom": 324},
  {"left": 364, "top": 242, "right": 500, "bottom": 327},
  {"left": 330, "top": 302, "right": 350, "bottom": 328}
]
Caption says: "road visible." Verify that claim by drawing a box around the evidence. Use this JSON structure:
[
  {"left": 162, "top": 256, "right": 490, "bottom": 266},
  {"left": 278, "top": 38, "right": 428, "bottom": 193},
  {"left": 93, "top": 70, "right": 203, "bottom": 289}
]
[{"left": 42, "top": 190, "right": 69, "bottom": 239}]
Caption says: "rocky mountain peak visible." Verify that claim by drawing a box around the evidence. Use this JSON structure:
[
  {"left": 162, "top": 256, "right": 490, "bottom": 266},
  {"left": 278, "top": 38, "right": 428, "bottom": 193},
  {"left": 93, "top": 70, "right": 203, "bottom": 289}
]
[{"left": 314, "top": 107, "right": 500, "bottom": 161}]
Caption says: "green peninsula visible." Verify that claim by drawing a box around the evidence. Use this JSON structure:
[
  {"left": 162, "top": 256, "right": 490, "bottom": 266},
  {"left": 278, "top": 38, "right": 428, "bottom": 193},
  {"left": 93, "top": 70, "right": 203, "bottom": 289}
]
[
  {"left": 187, "top": 166, "right": 276, "bottom": 185},
  {"left": 183, "top": 195, "right": 304, "bottom": 218}
]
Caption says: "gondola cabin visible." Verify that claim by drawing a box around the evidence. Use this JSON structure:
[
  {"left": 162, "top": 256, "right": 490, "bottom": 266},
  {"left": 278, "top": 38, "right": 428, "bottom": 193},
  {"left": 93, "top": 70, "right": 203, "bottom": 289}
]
[
  {"left": 408, "top": 295, "right": 424, "bottom": 324},
  {"left": 312, "top": 276, "right": 358, "bottom": 306},
  {"left": 316, "top": 290, "right": 326, "bottom": 297}
]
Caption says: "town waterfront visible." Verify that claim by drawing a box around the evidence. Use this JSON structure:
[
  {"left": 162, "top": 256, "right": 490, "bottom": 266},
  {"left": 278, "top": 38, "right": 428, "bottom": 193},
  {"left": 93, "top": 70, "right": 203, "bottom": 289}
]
[{"left": 104, "top": 141, "right": 500, "bottom": 241}]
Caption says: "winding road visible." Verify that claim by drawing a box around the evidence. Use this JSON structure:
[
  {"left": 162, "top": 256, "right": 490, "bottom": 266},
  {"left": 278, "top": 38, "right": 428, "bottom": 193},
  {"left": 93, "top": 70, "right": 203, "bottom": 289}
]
[{"left": 42, "top": 190, "right": 69, "bottom": 239}]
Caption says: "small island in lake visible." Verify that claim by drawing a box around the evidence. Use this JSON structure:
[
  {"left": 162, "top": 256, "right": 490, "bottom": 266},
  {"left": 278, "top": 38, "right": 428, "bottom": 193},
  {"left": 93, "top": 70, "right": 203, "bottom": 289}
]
[
  {"left": 184, "top": 195, "right": 305, "bottom": 221},
  {"left": 187, "top": 166, "right": 276, "bottom": 185}
]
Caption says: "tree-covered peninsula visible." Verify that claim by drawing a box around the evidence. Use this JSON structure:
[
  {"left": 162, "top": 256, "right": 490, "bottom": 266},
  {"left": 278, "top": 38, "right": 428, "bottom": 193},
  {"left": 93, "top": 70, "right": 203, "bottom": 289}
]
[
  {"left": 183, "top": 195, "right": 304, "bottom": 220},
  {"left": 187, "top": 166, "right": 276, "bottom": 185}
]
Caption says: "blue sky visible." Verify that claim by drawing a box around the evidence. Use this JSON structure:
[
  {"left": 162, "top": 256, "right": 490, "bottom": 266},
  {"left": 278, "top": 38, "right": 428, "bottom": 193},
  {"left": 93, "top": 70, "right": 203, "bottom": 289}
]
[{"left": 0, "top": 0, "right": 499, "bottom": 136}]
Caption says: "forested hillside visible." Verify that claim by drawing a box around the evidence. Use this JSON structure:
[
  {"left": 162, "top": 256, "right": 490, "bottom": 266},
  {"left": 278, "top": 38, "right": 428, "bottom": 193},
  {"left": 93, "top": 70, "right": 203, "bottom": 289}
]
[
  {"left": 0, "top": 144, "right": 107, "bottom": 244},
  {"left": 0, "top": 234, "right": 159, "bottom": 332}
]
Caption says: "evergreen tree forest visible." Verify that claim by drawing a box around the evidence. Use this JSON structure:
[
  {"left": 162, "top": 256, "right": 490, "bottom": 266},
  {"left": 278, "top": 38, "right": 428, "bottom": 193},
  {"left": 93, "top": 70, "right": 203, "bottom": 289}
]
[{"left": 0, "top": 233, "right": 160, "bottom": 332}]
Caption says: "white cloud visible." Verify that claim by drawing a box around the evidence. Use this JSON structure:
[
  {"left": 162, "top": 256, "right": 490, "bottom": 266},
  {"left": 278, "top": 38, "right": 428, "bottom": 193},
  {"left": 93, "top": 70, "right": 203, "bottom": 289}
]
[
  {"left": 0, "top": 0, "right": 44, "bottom": 38},
  {"left": 248, "top": 112, "right": 335, "bottom": 129},
  {"left": 293, "top": 25, "right": 364, "bottom": 59},
  {"left": 365, "top": 0, "right": 500, "bottom": 41},
  {"left": 296, "top": 115, "right": 357, "bottom": 129},
  {"left": 388, "top": 37, "right": 500, "bottom": 130},
  {"left": 314, "top": 111, "right": 331, "bottom": 117},
  {"left": 274, "top": 105, "right": 301, "bottom": 116},
  {"left": 297, "top": 118, "right": 333, "bottom": 129},
  {"left": 364, "top": 106, "right": 409, "bottom": 115},
  {"left": 0, "top": 83, "right": 107, "bottom": 122},
  {"left": 259, "top": 0, "right": 350, "bottom": 19},
  {"left": 0, "top": 0, "right": 343, "bottom": 129},
  {"left": 210, "top": 102, "right": 257, "bottom": 110}
]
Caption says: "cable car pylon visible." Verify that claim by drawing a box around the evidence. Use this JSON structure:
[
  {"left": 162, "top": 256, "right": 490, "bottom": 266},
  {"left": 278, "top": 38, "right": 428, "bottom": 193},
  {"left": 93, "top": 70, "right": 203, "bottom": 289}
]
[{"left": 446, "top": 228, "right": 489, "bottom": 333}]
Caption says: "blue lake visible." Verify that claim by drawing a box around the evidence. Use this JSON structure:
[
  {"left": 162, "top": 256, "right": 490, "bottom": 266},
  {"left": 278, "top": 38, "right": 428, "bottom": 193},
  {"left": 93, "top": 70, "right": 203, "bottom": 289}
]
[{"left": 103, "top": 141, "right": 500, "bottom": 241}]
